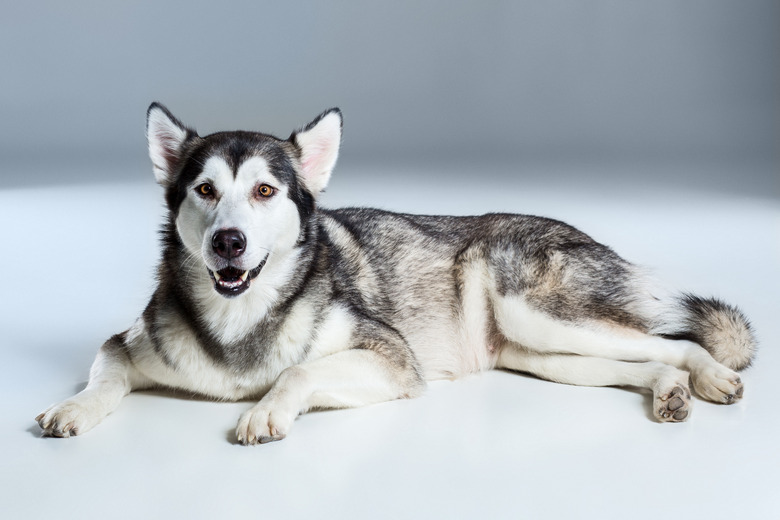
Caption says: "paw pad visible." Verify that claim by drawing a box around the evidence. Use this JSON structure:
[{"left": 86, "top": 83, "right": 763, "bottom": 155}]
[{"left": 656, "top": 385, "right": 692, "bottom": 423}]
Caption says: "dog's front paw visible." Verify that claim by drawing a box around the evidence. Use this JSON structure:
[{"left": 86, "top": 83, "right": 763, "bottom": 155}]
[
  {"left": 36, "top": 398, "right": 104, "bottom": 438},
  {"left": 235, "top": 403, "right": 297, "bottom": 445}
]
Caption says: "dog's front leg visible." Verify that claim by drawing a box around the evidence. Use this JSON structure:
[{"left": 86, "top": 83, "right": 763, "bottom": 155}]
[
  {"left": 36, "top": 333, "right": 147, "bottom": 437},
  {"left": 236, "top": 348, "right": 425, "bottom": 445}
]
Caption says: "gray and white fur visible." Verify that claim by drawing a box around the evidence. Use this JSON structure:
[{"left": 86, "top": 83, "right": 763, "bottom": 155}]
[{"left": 36, "top": 104, "right": 757, "bottom": 444}]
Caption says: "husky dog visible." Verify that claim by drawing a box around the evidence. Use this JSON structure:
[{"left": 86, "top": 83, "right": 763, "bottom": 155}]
[{"left": 36, "top": 103, "right": 756, "bottom": 444}]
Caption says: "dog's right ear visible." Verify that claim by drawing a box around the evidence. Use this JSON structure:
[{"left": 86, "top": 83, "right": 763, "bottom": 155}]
[{"left": 146, "top": 102, "right": 196, "bottom": 186}]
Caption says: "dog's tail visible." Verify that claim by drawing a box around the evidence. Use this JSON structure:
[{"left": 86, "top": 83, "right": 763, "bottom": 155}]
[{"left": 648, "top": 293, "right": 757, "bottom": 371}]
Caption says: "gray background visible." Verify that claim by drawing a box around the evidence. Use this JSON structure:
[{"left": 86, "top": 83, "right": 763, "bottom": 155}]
[{"left": 2, "top": 0, "right": 777, "bottom": 195}]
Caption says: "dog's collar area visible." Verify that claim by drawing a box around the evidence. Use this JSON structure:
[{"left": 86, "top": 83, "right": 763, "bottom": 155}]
[{"left": 208, "top": 257, "right": 267, "bottom": 297}]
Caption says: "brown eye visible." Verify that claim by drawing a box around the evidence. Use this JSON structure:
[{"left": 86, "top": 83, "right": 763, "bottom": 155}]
[
  {"left": 257, "top": 184, "right": 275, "bottom": 198},
  {"left": 196, "top": 183, "right": 214, "bottom": 197}
]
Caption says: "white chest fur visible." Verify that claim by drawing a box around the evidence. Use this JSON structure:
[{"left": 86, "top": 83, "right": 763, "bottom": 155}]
[{"left": 125, "top": 299, "right": 356, "bottom": 401}]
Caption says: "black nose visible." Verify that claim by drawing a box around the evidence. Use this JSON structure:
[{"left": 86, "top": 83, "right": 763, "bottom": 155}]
[{"left": 212, "top": 229, "right": 246, "bottom": 259}]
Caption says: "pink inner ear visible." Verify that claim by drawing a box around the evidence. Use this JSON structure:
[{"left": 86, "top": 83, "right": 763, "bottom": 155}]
[
  {"left": 302, "top": 156, "right": 316, "bottom": 173},
  {"left": 159, "top": 136, "right": 179, "bottom": 168},
  {"left": 153, "top": 128, "right": 185, "bottom": 172},
  {"left": 301, "top": 140, "right": 330, "bottom": 175},
  {"left": 296, "top": 112, "right": 340, "bottom": 193}
]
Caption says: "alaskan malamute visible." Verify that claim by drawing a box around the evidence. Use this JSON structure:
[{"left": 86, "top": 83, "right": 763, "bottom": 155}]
[{"left": 36, "top": 103, "right": 756, "bottom": 444}]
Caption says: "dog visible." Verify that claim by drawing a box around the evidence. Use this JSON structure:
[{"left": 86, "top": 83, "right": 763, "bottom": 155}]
[{"left": 36, "top": 103, "right": 757, "bottom": 444}]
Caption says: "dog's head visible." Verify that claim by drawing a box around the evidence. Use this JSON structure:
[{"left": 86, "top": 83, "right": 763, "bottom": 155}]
[{"left": 146, "top": 103, "right": 341, "bottom": 298}]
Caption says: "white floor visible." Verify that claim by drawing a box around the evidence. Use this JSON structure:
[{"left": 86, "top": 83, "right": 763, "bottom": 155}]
[{"left": 2, "top": 163, "right": 778, "bottom": 519}]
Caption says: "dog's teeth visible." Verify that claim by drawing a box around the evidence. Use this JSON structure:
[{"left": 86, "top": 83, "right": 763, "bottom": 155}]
[
  {"left": 214, "top": 271, "right": 222, "bottom": 281},
  {"left": 240, "top": 271, "right": 249, "bottom": 282}
]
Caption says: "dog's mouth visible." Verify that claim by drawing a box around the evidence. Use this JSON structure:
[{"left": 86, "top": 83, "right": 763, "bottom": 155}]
[{"left": 207, "top": 259, "right": 266, "bottom": 298}]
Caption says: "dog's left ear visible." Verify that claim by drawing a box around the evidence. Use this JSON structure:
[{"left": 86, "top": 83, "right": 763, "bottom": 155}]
[{"left": 291, "top": 108, "right": 342, "bottom": 196}]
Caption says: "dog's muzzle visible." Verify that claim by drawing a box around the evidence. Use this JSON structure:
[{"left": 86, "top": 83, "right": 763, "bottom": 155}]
[{"left": 208, "top": 228, "right": 266, "bottom": 297}]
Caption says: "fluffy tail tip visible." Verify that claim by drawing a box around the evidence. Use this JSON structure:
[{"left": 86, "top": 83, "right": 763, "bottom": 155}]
[{"left": 681, "top": 294, "right": 757, "bottom": 371}]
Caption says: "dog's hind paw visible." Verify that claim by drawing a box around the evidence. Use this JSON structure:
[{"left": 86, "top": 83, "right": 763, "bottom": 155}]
[
  {"left": 655, "top": 384, "right": 692, "bottom": 422},
  {"left": 691, "top": 365, "right": 744, "bottom": 404}
]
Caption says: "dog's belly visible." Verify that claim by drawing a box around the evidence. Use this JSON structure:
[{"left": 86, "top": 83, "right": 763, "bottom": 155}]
[
  {"left": 406, "top": 323, "right": 499, "bottom": 380},
  {"left": 403, "top": 299, "right": 502, "bottom": 380},
  {"left": 374, "top": 246, "right": 501, "bottom": 380}
]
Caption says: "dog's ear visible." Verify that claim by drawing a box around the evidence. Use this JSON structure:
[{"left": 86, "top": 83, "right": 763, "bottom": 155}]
[
  {"left": 146, "top": 102, "right": 196, "bottom": 187},
  {"left": 291, "top": 108, "right": 342, "bottom": 196}
]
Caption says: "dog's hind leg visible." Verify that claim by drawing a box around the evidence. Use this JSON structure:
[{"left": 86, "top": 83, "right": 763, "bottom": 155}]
[
  {"left": 492, "top": 295, "right": 744, "bottom": 405},
  {"left": 481, "top": 227, "right": 754, "bottom": 406},
  {"left": 497, "top": 347, "right": 692, "bottom": 422},
  {"left": 36, "top": 331, "right": 151, "bottom": 437}
]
